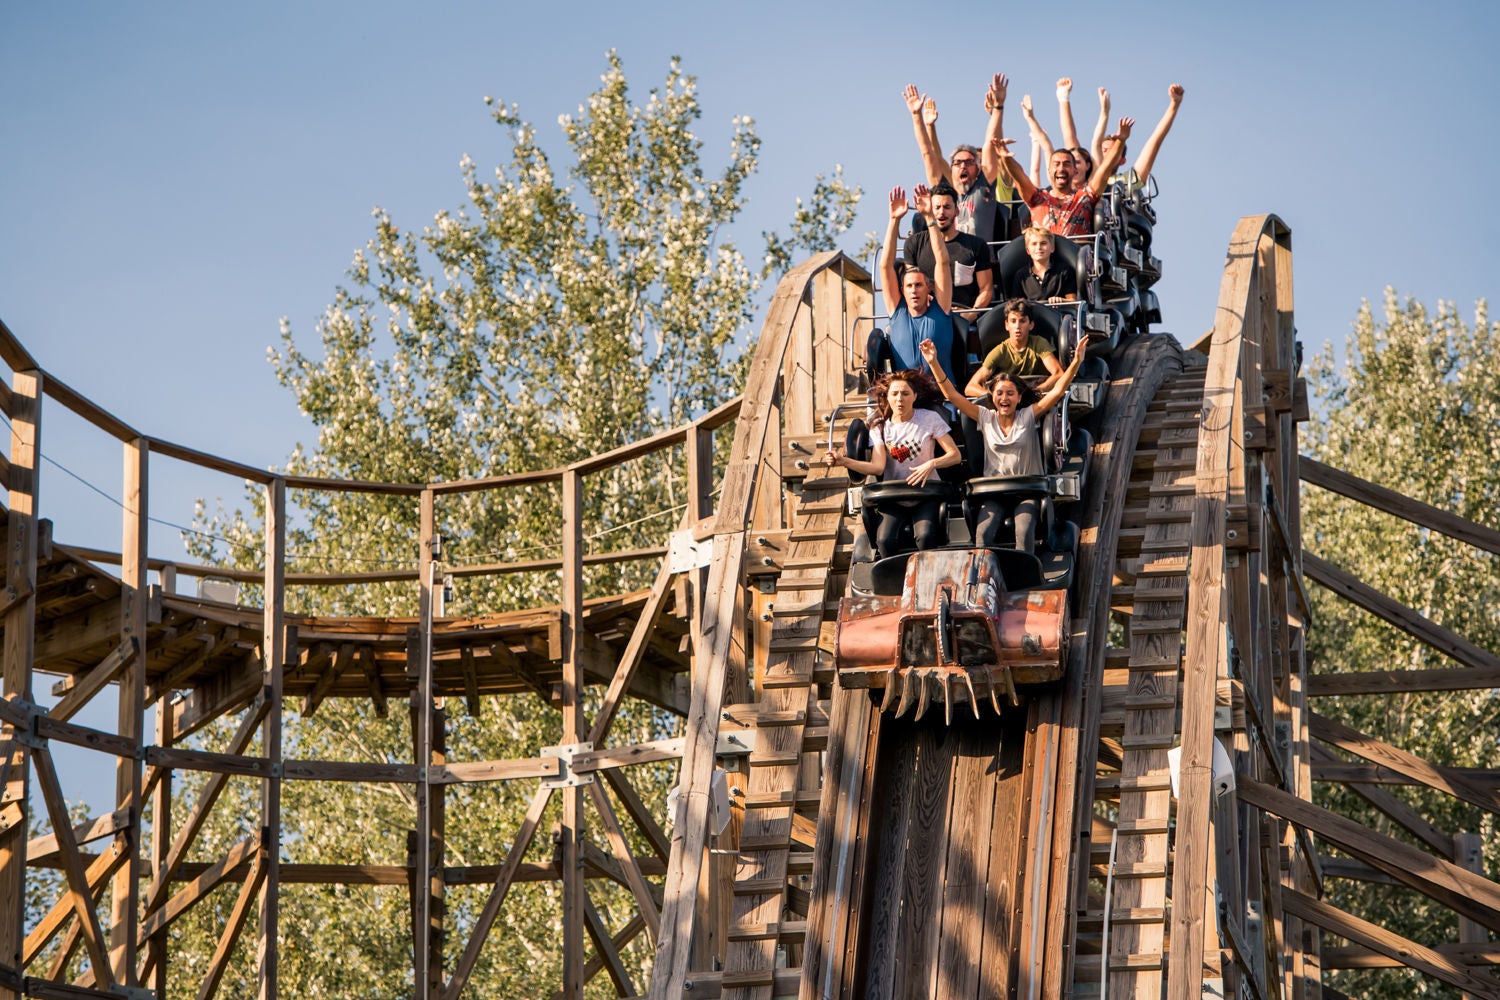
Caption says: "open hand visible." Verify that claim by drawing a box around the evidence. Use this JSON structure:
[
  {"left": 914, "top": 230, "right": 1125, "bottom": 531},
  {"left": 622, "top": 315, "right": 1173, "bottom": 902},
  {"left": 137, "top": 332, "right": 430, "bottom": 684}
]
[
  {"left": 903, "top": 84, "right": 923, "bottom": 115},
  {"left": 888, "top": 186, "right": 910, "bottom": 220},
  {"left": 922, "top": 97, "right": 939, "bottom": 127}
]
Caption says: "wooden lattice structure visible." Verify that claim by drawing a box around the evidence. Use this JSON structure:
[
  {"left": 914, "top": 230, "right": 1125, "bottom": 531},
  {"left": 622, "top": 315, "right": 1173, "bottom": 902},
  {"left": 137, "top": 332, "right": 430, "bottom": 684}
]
[{"left": 0, "top": 218, "right": 1497, "bottom": 1000}]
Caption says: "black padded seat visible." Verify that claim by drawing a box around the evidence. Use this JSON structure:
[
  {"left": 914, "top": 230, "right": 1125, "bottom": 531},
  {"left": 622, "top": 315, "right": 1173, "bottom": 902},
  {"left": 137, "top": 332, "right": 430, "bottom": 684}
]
[
  {"left": 965, "top": 474, "right": 1050, "bottom": 503},
  {"left": 993, "top": 236, "right": 1087, "bottom": 304},
  {"left": 859, "top": 480, "right": 953, "bottom": 507}
]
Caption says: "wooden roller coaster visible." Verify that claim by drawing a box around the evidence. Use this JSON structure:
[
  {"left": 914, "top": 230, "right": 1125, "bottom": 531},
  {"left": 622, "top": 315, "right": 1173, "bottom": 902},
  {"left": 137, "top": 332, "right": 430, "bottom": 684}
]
[{"left": 0, "top": 214, "right": 1497, "bottom": 1000}]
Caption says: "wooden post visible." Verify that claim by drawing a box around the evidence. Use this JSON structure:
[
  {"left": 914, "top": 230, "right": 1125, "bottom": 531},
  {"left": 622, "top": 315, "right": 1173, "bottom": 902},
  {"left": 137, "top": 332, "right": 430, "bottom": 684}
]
[
  {"left": 0, "top": 370, "right": 41, "bottom": 999},
  {"left": 110, "top": 436, "right": 148, "bottom": 985},
  {"left": 560, "top": 469, "right": 585, "bottom": 1000},
  {"left": 1456, "top": 832, "right": 1485, "bottom": 1000},
  {"left": 149, "top": 668, "right": 172, "bottom": 995},
  {"left": 414, "top": 488, "right": 438, "bottom": 999},
  {"left": 257, "top": 479, "right": 286, "bottom": 1000}
]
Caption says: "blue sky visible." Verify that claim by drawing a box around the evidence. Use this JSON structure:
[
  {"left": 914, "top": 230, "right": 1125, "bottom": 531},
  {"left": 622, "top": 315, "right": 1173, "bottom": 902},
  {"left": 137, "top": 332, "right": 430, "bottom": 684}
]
[{"left": 3, "top": 1, "right": 1499, "bottom": 806}]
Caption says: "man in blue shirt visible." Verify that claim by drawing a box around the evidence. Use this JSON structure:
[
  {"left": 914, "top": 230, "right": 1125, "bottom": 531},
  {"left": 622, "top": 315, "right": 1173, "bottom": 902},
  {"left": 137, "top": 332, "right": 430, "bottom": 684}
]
[{"left": 875, "top": 185, "right": 955, "bottom": 384}]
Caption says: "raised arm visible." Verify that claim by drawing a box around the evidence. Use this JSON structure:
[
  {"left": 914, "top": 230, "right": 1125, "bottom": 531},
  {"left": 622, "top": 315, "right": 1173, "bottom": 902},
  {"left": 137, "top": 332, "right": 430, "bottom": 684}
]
[
  {"left": 979, "top": 73, "right": 1008, "bottom": 184},
  {"left": 1133, "top": 84, "right": 1184, "bottom": 187},
  {"left": 928, "top": 208, "right": 953, "bottom": 314},
  {"left": 1020, "top": 93, "right": 1052, "bottom": 187},
  {"left": 920, "top": 339, "right": 981, "bottom": 422},
  {"left": 1085, "top": 117, "right": 1135, "bottom": 199},
  {"left": 1056, "top": 77, "right": 1081, "bottom": 152},
  {"left": 1089, "top": 87, "right": 1111, "bottom": 166},
  {"left": 1032, "top": 337, "right": 1089, "bottom": 418},
  {"left": 903, "top": 84, "right": 950, "bottom": 186},
  {"left": 993, "top": 137, "right": 1039, "bottom": 204},
  {"left": 880, "top": 186, "right": 909, "bottom": 315}
]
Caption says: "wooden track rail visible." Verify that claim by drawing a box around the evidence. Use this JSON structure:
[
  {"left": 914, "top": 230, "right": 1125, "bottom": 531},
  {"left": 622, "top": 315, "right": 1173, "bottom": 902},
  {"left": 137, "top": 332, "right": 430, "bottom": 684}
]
[{"left": 0, "top": 216, "right": 1497, "bottom": 999}]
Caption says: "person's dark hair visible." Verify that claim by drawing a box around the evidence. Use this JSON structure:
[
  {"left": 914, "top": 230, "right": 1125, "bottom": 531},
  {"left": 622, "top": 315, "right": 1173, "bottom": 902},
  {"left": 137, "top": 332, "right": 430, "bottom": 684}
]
[
  {"left": 1069, "top": 146, "right": 1094, "bottom": 175},
  {"left": 870, "top": 368, "right": 945, "bottom": 430},
  {"left": 929, "top": 178, "right": 959, "bottom": 204},
  {"left": 1003, "top": 297, "right": 1032, "bottom": 322},
  {"left": 983, "top": 371, "right": 1042, "bottom": 408}
]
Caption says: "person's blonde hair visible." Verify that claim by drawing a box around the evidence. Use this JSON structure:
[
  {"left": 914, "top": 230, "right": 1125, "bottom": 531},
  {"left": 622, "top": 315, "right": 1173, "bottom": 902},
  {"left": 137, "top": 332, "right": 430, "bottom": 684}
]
[{"left": 1022, "top": 226, "right": 1055, "bottom": 249}]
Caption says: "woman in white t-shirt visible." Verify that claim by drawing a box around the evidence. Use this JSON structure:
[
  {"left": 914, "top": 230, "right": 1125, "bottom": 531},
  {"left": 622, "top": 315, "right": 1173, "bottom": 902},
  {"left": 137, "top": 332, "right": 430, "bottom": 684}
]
[
  {"left": 921, "top": 336, "right": 1088, "bottom": 552},
  {"left": 823, "top": 369, "right": 961, "bottom": 557}
]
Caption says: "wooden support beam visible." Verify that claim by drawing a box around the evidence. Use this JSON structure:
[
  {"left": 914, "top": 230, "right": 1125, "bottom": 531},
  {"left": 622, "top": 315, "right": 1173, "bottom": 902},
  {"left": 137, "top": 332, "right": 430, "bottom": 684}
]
[
  {"left": 441, "top": 784, "right": 553, "bottom": 1000},
  {"left": 586, "top": 779, "right": 661, "bottom": 944},
  {"left": 1308, "top": 744, "right": 1454, "bottom": 859},
  {"left": 1304, "top": 552, "right": 1500, "bottom": 673},
  {"left": 301, "top": 641, "right": 355, "bottom": 718},
  {"left": 24, "top": 834, "right": 127, "bottom": 966},
  {"left": 25, "top": 808, "right": 130, "bottom": 865},
  {"left": 0, "top": 368, "right": 42, "bottom": 1000},
  {"left": 1309, "top": 664, "right": 1500, "bottom": 697},
  {"left": 1239, "top": 777, "right": 1500, "bottom": 934},
  {"left": 49, "top": 640, "right": 135, "bottom": 724},
  {"left": 586, "top": 556, "right": 678, "bottom": 747},
  {"left": 31, "top": 747, "right": 114, "bottom": 990},
  {"left": 144, "top": 694, "right": 269, "bottom": 916},
  {"left": 137, "top": 835, "right": 261, "bottom": 944},
  {"left": 1312, "top": 712, "right": 1500, "bottom": 816},
  {"left": 1282, "top": 889, "right": 1500, "bottom": 999},
  {"left": 196, "top": 846, "right": 268, "bottom": 1000},
  {"left": 559, "top": 468, "right": 585, "bottom": 1000},
  {"left": 1300, "top": 456, "right": 1500, "bottom": 556},
  {"left": 257, "top": 479, "right": 287, "bottom": 1000},
  {"left": 580, "top": 893, "right": 636, "bottom": 998}
]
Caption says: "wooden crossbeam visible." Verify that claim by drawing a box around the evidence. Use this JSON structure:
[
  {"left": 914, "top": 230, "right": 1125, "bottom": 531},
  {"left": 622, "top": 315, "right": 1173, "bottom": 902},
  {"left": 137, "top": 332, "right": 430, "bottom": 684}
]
[
  {"left": 1312, "top": 711, "right": 1500, "bottom": 816},
  {"left": 442, "top": 784, "right": 553, "bottom": 1000},
  {"left": 144, "top": 694, "right": 269, "bottom": 915},
  {"left": 1303, "top": 552, "right": 1500, "bottom": 673},
  {"left": 1239, "top": 777, "right": 1500, "bottom": 934},
  {"left": 301, "top": 641, "right": 355, "bottom": 717},
  {"left": 195, "top": 845, "right": 268, "bottom": 1000},
  {"left": 1309, "top": 664, "right": 1500, "bottom": 697},
  {"left": 137, "top": 834, "right": 260, "bottom": 944},
  {"left": 25, "top": 807, "right": 130, "bottom": 865},
  {"left": 586, "top": 779, "right": 661, "bottom": 944},
  {"left": 47, "top": 640, "right": 135, "bottom": 723},
  {"left": 31, "top": 746, "right": 114, "bottom": 989},
  {"left": 1300, "top": 456, "right": 1500, "bottom": 556},
  {"left": 24, "top": 835, "right": 127, "bottom": 967},
  {"left": 1309, "top": 744, "right": 1454, "bottom": 858},
  {"left": 1283, "top": 889, "right": 1500, "bottom": 999},
  {"left": 580, "top": 893, "right": 636, "bottom": 998}
]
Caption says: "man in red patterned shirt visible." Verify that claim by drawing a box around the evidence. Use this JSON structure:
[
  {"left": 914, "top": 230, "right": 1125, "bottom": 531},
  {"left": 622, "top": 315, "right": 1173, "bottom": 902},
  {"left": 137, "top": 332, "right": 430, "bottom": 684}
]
[{"left": 995, "top": 117, "right": 1134, "bottom": 237}]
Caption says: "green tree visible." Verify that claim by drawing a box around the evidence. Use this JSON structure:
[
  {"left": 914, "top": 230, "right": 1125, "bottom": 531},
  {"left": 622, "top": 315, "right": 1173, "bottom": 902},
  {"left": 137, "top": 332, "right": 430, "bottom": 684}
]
[
  {"left": 178, "top": 52, "right": 859, "bottom": 998},
  {"left": 1303, "top": 290, "right": 1500, "bottom": 999}
]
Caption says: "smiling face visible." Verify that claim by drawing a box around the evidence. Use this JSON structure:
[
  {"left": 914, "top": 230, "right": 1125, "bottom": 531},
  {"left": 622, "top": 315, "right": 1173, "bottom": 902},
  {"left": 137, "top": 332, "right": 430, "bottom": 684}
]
[
  {"left": 990, "top": 376, "right": 1023, "bottom": 415},
  {"left": 1025, "top": 230, "right": 1053, "bottom": 269},
  {"left": 902, "top": 267, "right": 932, "bottom": 314},
  {"left": 1048, "top": 151, "right": 1075, "bottom": 192}
]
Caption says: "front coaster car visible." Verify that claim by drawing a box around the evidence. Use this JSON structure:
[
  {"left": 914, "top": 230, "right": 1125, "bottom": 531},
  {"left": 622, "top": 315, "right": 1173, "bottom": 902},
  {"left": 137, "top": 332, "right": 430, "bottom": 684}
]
[{"left": 834, "top": 547, "right": 1068, "bottom": 722}]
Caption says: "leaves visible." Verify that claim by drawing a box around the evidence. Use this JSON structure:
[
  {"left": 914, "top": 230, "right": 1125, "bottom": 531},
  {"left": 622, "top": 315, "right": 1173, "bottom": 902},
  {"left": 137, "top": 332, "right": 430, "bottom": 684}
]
[{"left": 1304, "top": 290, "right": 1500, "bottom": 999}]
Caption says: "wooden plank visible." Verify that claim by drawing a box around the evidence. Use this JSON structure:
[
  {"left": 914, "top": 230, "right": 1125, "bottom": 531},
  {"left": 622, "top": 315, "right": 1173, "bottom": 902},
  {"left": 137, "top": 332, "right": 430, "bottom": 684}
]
[
  {"left": 560, "top": 468, "right": 586, "bottom": 1000},
  {"left": 1304, "top": 551, "right": 1500, "bottom": 673},
  {"left": 137, "top": 834, "right": 261, "bottom": 943},
  {"left": 32, "top": 746, "right": 114, "bottom": 988},
  {"left": 0, "top": 368, "right": 42, "bottom": 987},
  {"left": 195, "top": 847, "right": 267, "bottom": 1000},
  {"left": 1169, "top": 215, "right": 1279, "bottom": 1000},
  {"left": 256, "top": 480, "right": 286, "bottom": 1000},
  {"left": 587, "top": 555, "right": 679, "bottom": 746},
  {"left": 1309, "top": 664, "right": 1500, "bottom": 697},
  {"left": 1312, "top": 711, "right": 1500, "bottom": 816},
  {"left": 1240, "top": 777, "right": 1500, "bottom": 933},
  {"left": 23, "top": 833, "right": 127, "bottom": 966},
  {"left": 586, "top": 779, "right": 661, "bottom": 944},
  {"left": 441, "top": 785, "right": 553, "bottom": 999},
  {"left": 1300, "top": 456, "right": 1500, "bottom": 556},
  {"left": 580, "top": 892, "right": 637, "bottom": 999},
  {"left": 1308, "top": 744, "right": 1454, "bottom": 858},
  {"left": 1282, "top": 889, "right": 1500, "bottom": 999}
]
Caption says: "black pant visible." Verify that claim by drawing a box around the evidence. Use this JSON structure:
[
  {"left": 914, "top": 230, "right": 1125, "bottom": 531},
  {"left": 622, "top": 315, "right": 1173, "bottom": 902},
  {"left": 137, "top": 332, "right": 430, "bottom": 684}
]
[
  {"left": 863, "top": 499, "right": 944, "bottom": 558},
  {"left": 975, "top": 497, "right": 1038, "bottom": 552}
]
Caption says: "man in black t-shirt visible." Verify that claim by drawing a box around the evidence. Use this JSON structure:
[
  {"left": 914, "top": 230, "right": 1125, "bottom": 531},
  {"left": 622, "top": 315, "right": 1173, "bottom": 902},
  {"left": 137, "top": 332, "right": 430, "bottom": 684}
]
[{"left": 903, "top": 180, "right": 995, "bottom": 320}]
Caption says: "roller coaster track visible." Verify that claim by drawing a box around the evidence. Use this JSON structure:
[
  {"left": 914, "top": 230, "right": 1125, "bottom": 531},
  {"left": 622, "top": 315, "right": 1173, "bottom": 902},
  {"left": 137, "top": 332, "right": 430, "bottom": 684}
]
[{"left": 2, "top": 215, "right": 1499, "bottom": 1000}]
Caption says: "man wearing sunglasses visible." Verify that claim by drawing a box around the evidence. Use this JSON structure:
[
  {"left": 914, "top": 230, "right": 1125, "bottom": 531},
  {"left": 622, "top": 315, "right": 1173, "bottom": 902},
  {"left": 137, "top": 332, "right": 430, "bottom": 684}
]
[{"left": 902, "top": 73, "right": 1010, "bottom": 243}]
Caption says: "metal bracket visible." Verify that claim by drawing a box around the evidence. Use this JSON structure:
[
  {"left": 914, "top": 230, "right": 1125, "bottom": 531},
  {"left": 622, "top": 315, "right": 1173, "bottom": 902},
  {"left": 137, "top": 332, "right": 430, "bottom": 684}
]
[
  {"left": 541, "top": 741, "right": 595, "bottom": 788},
  {"left": 715, "top": 730, "right": 757, "bottom": 757},
  {"left": 1214, "top": 702, "right": 1233, "bottom": 732},
  {"left": 669, "top": 529, "right": 713, "bottom": 573},
  {"left": 1049, "top": 473, "right": 1081, "bottom": 502}
]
